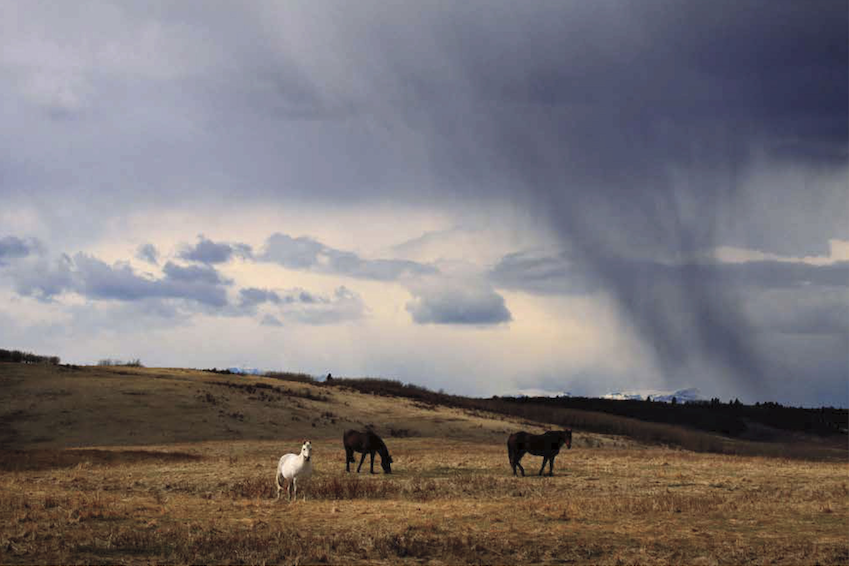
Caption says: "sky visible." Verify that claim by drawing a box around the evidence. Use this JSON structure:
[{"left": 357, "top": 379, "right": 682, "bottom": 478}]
[{"left": 0, "top": 1, "right": 847, "bottom": 407}]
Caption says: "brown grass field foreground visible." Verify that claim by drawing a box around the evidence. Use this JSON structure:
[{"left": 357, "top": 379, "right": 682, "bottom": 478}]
[
  {"left": 0, "top": 363, "right": 847, "bottom": 564},
  {"left": 0, "top": 439, "right": 847, "bottom": 565}
]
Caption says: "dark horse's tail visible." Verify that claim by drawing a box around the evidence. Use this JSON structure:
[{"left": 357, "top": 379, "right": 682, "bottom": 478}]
[{"left": 506, "top": 436, "right": 514, "bottom": 467}]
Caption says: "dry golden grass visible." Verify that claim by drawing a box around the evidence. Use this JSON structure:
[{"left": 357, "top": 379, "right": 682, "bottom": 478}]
[
  {"left": 0, "top": 363, "right": 567, "bottom": 449},
  {"left": 0, "top": 438, "right": 847, "bottom": 565},
  {"left": 1, "top": 363, "right": 847, "bottom": 564}
]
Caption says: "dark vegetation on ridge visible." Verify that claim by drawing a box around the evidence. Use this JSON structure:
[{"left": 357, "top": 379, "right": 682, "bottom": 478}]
[
  {"left": 0, "top": 348, "right": 60, "bottom": 365},
  {"left": 318, "top": 377, "right": 847, "bottom": 460}
]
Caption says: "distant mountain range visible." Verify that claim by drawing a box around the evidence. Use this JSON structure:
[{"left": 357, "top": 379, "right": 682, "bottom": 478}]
[{"left": 602, "top": 388, "right": 703, "bottom": 403}]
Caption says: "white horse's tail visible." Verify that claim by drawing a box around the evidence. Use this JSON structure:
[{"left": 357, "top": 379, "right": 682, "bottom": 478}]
[{"left": 275, "top": 469, "right": 286, "bottom": 500}]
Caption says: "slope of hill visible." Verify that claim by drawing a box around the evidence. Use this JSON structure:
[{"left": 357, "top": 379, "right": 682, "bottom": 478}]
[
  {"left": 1, "top": 362, "right": 845, "bottom": 461},
  {"left": 0, "top": 363, "right": 627, "bottom": 451},
  {"left": 0, "top": 363, "right": 846, "bottom": 564}
]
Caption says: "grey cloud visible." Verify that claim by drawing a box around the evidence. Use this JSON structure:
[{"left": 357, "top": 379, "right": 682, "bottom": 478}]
[
  {"left": 1, "top": 2, "right": 846, "bottom": 402},
  {"left": 491, "top": 249, "right": 848, "bottom": 396},
  {"left": 8, "top": 252, "right": 230, "bottom": 307},
  {"left": 261, "top": 232, "right": 437, "bottom": 281},
  {"left": 261, "top": 234, "right": 325, "bottom": 269},
  {"left": 160, "top": 261, "right": 229, "bottom": 286},
  {"left": 7, "top": 254, "right": 75, "bottom": 300},
  {"left": 714, "top": 261, "right": 849, "bottom": 289},
  {"left": 492, "top": 250, "right": 849, "bottom": 296},
  {"left": 746, "top": 288, "right": 849, "bottom": 336},
  {"left": 74, "top": 256, "right": 230, "bottom": 306},
  {"left": 280, "top": 289, "right": 320, "bottom": 304},
  {"left": 490, "top": 250, "right": 595, "bottom": 295},
  {"left": 179, "top": 235, "right": 252, "bottom": 264},
  {"left": 0, "top": 236, "right": 41, "bottom": 265},
  {"left": 277, "top": 286, "right": 365, "bottom": 325},
  {"left": 260, "top": 314, "right": 283, "bottom": 327},
  {"left": 406, "top": 282, "right": 512, "bottom": 325},
  {"left": 233, "top": 284, "right": 366, "bottom": 325},
  {"left": 239, "top": 287, "right": 281, "bottom": 308},
  {"left": 136, "top": 243, "right": 159, "bottom": 265}
]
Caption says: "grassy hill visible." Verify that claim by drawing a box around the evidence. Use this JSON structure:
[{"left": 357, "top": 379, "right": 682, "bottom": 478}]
[
  {"left": 1, "top": 362, "right": 847, "bottom": 564},
  {"left": 0, "top": 362, "right": 621, "bottom": 452},
  {"left": 1, "top": 362, "right": 845, "bottom": 462}
]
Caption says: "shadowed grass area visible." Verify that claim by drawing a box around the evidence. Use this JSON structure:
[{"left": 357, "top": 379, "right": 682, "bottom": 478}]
[{"left": 0, "top": 449, "right": 202, "bottom": 472}]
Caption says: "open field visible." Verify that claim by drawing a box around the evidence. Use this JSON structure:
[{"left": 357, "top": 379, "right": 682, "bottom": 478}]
[
  {"left": 1, "top": 439, "right": 847, "bottom": 564},
  {"left": 1, "top": 363, "right": 847, "bottom": 564}
]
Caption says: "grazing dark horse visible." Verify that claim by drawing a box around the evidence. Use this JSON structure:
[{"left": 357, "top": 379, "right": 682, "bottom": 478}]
[
  {"left": 343, "top": 429, "right": 393, "bottom": 474},
  {"left": 507, "top": 430, "right": 572, "bottom": 477}
]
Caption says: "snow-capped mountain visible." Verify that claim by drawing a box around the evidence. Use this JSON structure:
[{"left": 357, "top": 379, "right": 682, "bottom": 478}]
[
  {"left": 509, "top": 388, "right": 572, "bottom": 398},
  {"left": 602, "top": 388, "right": 703, "bottom": 403}
]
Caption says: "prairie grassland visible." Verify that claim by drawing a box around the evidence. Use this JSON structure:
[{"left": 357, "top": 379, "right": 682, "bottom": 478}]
[{"left": 1, "top": 438, "right": 846, "bottom": 565}]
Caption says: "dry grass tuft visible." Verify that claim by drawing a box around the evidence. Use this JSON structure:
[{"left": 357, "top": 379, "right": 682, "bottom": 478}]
[{"left": 3, "top": 439, "right": 844, "bottom": 564}]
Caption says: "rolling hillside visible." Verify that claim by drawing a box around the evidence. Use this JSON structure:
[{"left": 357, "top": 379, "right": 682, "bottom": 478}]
[
  {"left": 1, "top": 362, "right": 845, "bottom": 462},
  {"left": 0, "top": 363, "right": 631, "bottom": 451},
  {"left": 1, "top": 362, "right": 847, "bottom": 564}
]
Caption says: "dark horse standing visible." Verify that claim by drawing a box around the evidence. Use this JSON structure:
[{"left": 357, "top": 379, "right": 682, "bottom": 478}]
[
  {"left": 507, "top": 430, "right": 572, "bottom": 476},
  {"left": 343, "top": 429, "right": 393, "bottom": 474}
]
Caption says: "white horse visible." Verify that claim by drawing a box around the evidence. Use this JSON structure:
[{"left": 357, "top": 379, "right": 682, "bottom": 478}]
[{"left": 276, "top": 440, "right": 313, "bottom": 502}]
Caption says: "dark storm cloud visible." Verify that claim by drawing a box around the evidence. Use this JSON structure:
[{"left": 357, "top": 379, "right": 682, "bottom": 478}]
[
  {"left": 490, "top": 249, "right": 848, "bottom": 392},
  {"left": 492, "top": 250, "right": 849, "bottom": 295},
  {"left": 261, "top": 233, "right": 436, "bottom": 281},
  {"left": 490, "top": 250, "right": 594, "bottom": 295},
  {"left": 756, "top": 300, "right": 849, "bottom": 336},
  {"left": 2, "top": 2, "right": 846, "bottom": 400},
  {"left": 179, "top": 236, "right": 252, "bottom": 264},
  {"left": 217, "top": 0, "right": 842, "bottom": 394},
  {"left": 136, "top": 243, "right": 159, "bottom": 265}
]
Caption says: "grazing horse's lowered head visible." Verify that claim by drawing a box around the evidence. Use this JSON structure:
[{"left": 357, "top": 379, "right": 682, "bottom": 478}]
[
  {"left": 381, "top": 453, "right": 393, "bottom": 474},
  {"left": 343, "top": 429, "right": 393, "bottom": 474}
]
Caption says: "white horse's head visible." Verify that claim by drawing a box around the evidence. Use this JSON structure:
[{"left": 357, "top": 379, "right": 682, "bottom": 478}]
[{"left": 300, "top": 440, "right": 312, "bottom": 462}]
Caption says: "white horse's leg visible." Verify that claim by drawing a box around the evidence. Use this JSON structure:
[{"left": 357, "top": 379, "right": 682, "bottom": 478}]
[
  {"left": 286, "top": 479, "right": 292, "bottom": 502},
  {"left": 292, "top": 478, "right": 298, "bottom": 502}
]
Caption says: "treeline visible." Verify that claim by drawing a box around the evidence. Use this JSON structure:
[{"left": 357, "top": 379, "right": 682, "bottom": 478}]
[
  {"left": 0, "top": 348, "right": 60, "bottom": 365},
  {"left": 495, "top": 395, "right": 848, "bottom": 437},
  {"left": 324, "top": 377, "right": 847, "bottom": 459}
]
